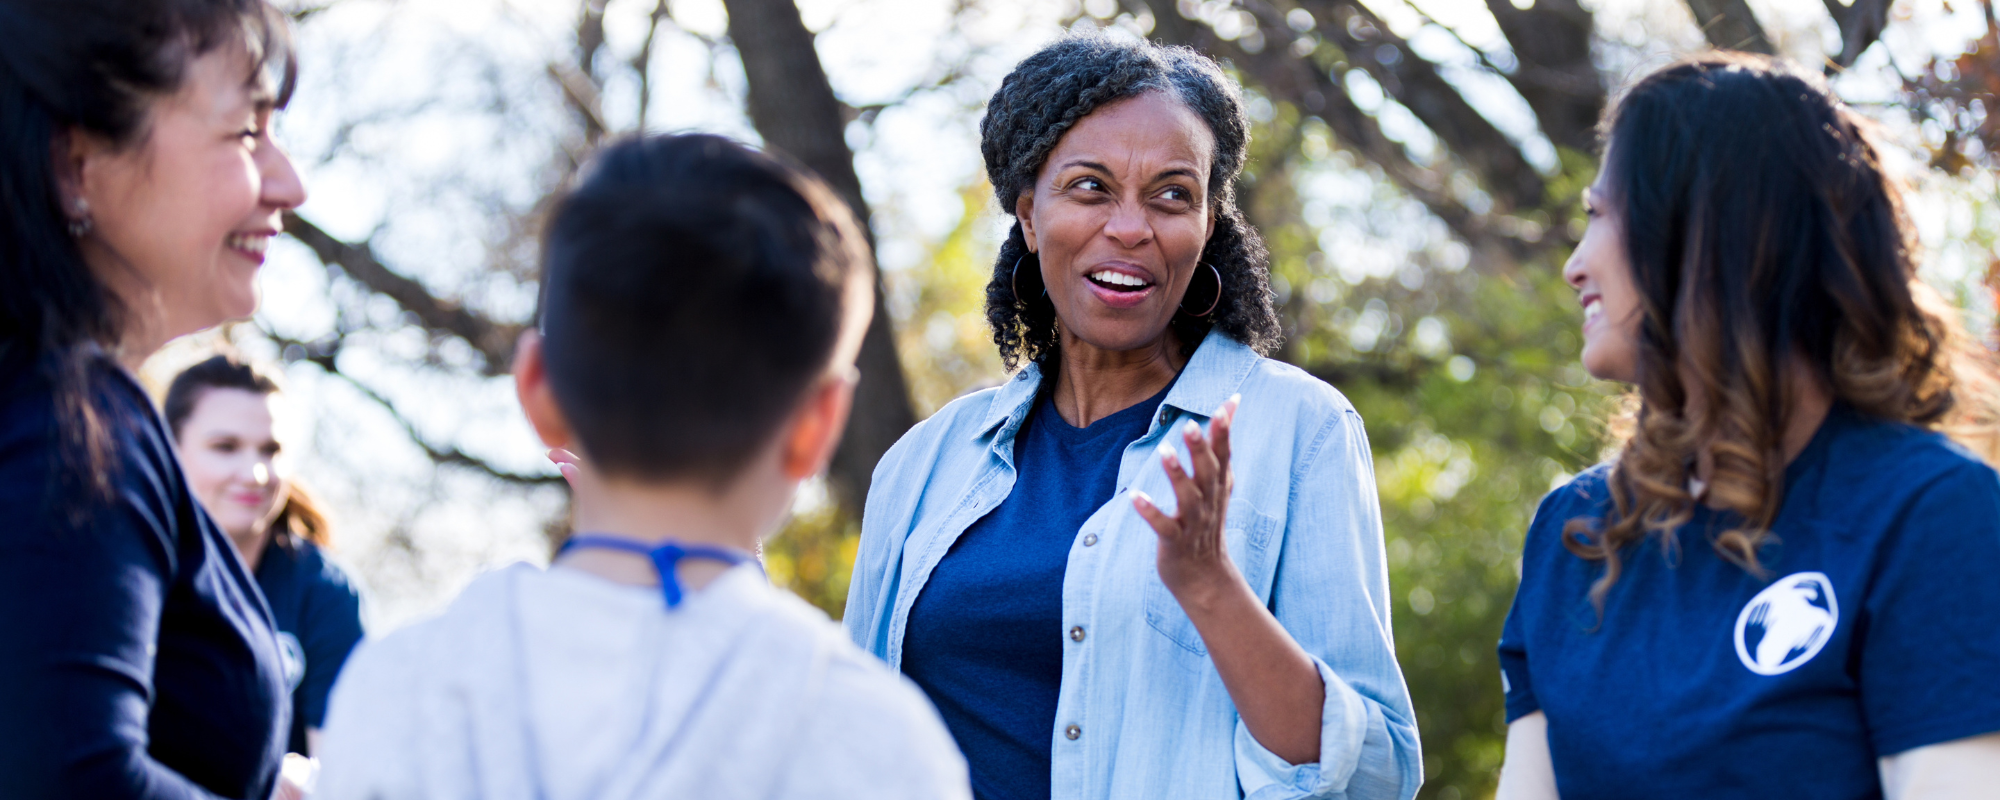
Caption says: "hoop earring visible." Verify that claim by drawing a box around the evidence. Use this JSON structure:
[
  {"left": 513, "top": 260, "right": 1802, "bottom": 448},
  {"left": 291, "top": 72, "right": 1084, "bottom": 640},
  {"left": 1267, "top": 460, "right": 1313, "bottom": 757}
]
[
  {"left": 1011, "top": 253, "right": 1045, "bottom": 302},
  {"left": 1180, "top": 262, "right": 1223, "bottom": 318}
]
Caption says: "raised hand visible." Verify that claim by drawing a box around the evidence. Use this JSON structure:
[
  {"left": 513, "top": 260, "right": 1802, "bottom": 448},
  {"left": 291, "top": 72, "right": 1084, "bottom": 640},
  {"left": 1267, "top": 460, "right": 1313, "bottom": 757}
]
[{"left": 1133, "top": 395, "right": 1240, "bottom": 602}]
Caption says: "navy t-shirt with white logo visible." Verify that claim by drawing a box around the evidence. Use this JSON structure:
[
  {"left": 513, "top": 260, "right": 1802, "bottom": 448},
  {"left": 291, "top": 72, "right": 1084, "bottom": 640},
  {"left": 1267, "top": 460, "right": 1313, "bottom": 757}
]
[{"left": 1499, "top": 404, "right": 2000, "bottom": 799}]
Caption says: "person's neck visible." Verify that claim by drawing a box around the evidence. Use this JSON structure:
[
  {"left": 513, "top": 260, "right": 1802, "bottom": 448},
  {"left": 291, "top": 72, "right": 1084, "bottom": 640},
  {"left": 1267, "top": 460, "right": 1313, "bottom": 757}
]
[
  {"left": 1686, "top": 358, "right": 1833, "bottom": 488},
  {"left": 91, "top": 252, "right": 175, "bottom": 371},
  {"left": 1049, "top": 331, "right": 1186, "bottom": 428},
  {"left": 230, "top": 527, "right": 271, "bottom": 572},
  {"left": 558, "top": 474, "right": 769, "bottom": 592}
]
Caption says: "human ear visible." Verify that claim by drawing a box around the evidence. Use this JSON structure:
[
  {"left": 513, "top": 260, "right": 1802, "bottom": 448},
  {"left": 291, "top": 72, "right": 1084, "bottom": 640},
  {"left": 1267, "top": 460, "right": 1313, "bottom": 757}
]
[
  {"left": 50, "top": 127, "right": 104, "bottom": 222},
  {"left": 512, "top": 329, "right": 573, "bottom": 450},
  {"left": 1015, "top": 191, "right": 1038, "bottom": 254},
  {"left": 778, "top": 370, "right": 857, "bottom": 481}
]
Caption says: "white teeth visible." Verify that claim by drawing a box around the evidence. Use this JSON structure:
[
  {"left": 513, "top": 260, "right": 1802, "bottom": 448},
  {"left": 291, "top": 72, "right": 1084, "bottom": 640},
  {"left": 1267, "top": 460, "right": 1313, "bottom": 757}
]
[
  {"left": 227, "top": 234, "right": 269, "bottom": 255},
  {"left": 1583, "top": 298, "right": 1602, "bottom": 321},
  {"left": 1089, "top": 270, "right": 1148, "bottom": 288}
]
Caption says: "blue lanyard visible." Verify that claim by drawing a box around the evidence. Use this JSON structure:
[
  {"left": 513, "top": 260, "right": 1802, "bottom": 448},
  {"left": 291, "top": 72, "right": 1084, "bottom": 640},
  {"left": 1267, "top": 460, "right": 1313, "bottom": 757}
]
[{"left": 557, "top": 534, "right": 761, "bottom": 608}]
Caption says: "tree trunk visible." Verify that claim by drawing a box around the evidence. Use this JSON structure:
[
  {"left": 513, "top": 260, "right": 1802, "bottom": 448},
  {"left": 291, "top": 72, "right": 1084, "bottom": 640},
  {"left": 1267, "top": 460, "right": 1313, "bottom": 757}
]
[
  {"left": 722, "top": 0, "right": 917, "bottom": 513},
  {"left": 1482, "top": 0, "right": 1604, "bottom": 154},
  {"left": 1683, "top": 0, "right": 1775, "bottom": 54}
]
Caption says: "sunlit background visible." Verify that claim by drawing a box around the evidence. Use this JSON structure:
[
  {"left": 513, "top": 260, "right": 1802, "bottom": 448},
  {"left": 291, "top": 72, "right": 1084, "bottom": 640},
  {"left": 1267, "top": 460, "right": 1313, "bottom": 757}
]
[{"left": 139, "top": 0, "right": 1997, "bottom": 795}]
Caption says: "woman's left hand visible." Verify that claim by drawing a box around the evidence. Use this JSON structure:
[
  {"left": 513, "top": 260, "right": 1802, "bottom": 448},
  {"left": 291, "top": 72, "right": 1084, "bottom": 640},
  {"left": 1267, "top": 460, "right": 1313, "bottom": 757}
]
[{"left": 1134, "top": 395, "right": 1241, "bottom": 603}]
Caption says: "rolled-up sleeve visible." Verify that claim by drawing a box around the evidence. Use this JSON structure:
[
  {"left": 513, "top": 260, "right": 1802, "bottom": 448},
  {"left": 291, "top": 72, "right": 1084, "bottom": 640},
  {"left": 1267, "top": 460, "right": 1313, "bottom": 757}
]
[{"left": 1234, "top": 409, "right": 1422, "bottom": 800}]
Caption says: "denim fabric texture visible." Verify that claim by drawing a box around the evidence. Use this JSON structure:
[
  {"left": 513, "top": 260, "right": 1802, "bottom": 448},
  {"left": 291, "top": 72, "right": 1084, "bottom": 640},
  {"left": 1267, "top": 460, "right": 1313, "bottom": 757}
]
[{"left": 845, "top": 331, "right": 1423, "bottom": 800}]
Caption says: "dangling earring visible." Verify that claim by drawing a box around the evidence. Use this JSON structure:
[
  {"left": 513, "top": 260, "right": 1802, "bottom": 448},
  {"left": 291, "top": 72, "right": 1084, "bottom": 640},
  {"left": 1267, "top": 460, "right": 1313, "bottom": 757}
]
[
  {"left": 67, "top": 198, "right": 93, "bottom": 238},
  {"left": 1012, "top": 253, "right": 1046, "bottom": 302},
  {"left": 1179, "top": 263, "right": 1223, "bottom": 317}
]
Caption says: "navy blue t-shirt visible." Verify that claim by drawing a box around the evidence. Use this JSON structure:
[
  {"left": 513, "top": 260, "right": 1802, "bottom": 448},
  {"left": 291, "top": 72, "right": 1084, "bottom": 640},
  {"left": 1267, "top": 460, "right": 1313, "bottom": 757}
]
[
  {"left": 1499, "top": 404, "right": 2000, "bottom": 799},
  {"left": 255, "top": 537, "right": 364, "bottom": 754},
  {"left": 0, "top": 344, "right": 290, "bottom": 799},
  {"left": 902, "top": 382, "right": 1169, "bottom": 800}
]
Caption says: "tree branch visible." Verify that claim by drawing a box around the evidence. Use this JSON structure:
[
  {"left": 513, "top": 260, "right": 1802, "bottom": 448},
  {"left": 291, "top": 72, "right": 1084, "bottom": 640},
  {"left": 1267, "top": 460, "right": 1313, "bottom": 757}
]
[
  {"left": 569, "top": 0, "right": 610, "bottom": 145},
  {"left": 1682, "top": 0, "right": 1775, "bottom": 54},
  {"left": 282, "top": 212, "right": 524, "bottom": 375},
  {"left": 1139, "top": 0, "right": 1550, "bottom": 272},
  {"left": 548, "top": 62, "right": 609, "bottom": 142},
  {"left": 263, "top": 328, "right": 562, "bottom": 487},
  {"left": 1479, "top": 0, "right": 1604, "bottom": 153},
  {"left": 1820, "top": 0, "right": 1893, "bottom": 70},
  {"left": 1296, "top": 0, "right": 1545, "bottom": 213},
  {"left": 632, "top": 0, "right": 671, "bottom": 130}
]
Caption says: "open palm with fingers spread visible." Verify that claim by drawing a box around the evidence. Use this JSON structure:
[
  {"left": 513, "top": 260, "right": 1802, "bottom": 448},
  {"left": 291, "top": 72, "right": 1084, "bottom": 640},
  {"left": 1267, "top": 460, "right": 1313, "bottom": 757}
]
[{"left": 1133, "top": 395, "right": 1240, "bottom": 600}]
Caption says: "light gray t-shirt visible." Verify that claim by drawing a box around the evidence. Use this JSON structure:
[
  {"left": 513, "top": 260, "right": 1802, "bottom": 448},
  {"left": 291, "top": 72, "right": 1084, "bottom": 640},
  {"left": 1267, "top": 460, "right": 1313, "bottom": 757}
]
[{"left": 316, "top": 562, "right": 969, "bottom": 800}]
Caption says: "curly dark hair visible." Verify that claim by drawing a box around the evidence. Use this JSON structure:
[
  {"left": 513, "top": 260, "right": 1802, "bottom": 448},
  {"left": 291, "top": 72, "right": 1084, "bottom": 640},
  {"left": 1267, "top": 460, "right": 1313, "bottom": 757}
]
[{"left": 980, "top": 34, "right": 1282, "bottom": 371}]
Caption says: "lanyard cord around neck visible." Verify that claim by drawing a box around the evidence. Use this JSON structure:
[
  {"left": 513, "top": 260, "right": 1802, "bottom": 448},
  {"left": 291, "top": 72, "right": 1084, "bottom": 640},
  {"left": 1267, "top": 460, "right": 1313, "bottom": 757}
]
[{"left": 557, "top": 534, "right": 761, "bottom": 608}]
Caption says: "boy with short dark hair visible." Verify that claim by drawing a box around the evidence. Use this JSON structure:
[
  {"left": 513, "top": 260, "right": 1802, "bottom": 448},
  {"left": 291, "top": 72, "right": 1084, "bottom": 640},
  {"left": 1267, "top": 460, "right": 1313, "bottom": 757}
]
[{"left": 315, "top": 134, "right": 970, "bottom": 800}]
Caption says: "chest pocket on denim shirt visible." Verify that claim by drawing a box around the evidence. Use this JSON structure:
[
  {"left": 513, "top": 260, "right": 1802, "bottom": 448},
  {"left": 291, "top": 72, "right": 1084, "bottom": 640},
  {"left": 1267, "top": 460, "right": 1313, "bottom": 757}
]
[{"left": 1143, "top": 497, "right": 1282, "bottom": 657}]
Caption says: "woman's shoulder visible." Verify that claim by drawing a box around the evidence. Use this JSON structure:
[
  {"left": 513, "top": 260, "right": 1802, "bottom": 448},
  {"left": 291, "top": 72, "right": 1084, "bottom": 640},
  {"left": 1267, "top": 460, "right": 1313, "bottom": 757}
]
[
  {"left": 280, "top": 540, "right": 366, "bottom": 606},
  {"left": 0, "top": 345, "right": 186, "bottom": 535},
  {"left": 872, "top": 380, "right": 1017, "bottom": 478},
  {"left": 1821, "top": 407, "right": 1996, "bottom": 494},
  {"left": 1524, "top": 464, "right": 1615, "bottom": 544},
  {"left": 1236, "top": 353, "right": 1357, "bottom": 418},
  {"left": 1542, "top": 464, "right": 1615, "bottom": 510},
  {"left": 0, "top": 345, "right": 150, "bottom": 446}
]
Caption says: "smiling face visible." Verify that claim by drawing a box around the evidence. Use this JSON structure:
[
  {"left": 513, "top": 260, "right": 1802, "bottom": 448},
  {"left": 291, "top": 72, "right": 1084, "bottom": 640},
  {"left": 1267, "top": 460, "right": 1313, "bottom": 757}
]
[
  {"left": 176, "top": 387, "right": 290, "bottom": 543},
  {"left": 1016, "top": 91, "right": 1217, "bottom": 355},
  {"left": 70, "top": 37, "right": 306, "bottom": 357},
  {"left": 1562, "top": 178, "right": 1644, "bottom": 383}
]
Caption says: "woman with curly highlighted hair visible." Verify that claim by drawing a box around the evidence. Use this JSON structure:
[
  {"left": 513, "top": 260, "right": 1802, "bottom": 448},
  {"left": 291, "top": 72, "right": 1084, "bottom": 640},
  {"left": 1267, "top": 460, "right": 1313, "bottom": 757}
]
[
  {"left": 845, "top": 34, "right": 1420, "bottom": 800},
  {"left": 1495, "top": 54, "right": 2000, "bottom": 799}
]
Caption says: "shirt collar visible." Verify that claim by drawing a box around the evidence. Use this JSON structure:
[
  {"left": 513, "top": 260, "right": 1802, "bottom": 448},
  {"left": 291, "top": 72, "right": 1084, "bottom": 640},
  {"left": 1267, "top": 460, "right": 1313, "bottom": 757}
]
[{"left": 975, "top": 328, "right": 1258, "bottom": 440}]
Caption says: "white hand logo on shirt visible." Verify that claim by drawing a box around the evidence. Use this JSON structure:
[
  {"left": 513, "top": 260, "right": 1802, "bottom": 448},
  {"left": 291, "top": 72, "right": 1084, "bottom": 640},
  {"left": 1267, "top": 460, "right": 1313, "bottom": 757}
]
[{"left": 1734, "top": 572, "right": 1838, "bottom": 676}]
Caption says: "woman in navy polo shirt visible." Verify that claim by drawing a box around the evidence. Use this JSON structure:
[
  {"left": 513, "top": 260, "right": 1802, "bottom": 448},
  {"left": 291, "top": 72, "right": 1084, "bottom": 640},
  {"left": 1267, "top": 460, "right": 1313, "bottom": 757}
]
[
  {"left": 1495, "top": 54, "right": 2000, "bottom": 799},
  {"left": 0, "top": 1, "right": 308, "bottom": 796},
  {"left": 165, "top": 354, "right": 366, "bottom": 759}
]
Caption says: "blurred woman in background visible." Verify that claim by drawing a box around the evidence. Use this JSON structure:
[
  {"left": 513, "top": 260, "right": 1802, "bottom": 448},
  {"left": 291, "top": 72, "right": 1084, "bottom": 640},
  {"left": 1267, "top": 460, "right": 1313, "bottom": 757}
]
[
  {"left": 166, "top": 354, "right": 365, "bottom": 759},
  {"left": 1495, "top": 53, "right": 2000, "bottom": 800},
  {"left": 0, "top": 0, "right": 307, "bottom": 795}
]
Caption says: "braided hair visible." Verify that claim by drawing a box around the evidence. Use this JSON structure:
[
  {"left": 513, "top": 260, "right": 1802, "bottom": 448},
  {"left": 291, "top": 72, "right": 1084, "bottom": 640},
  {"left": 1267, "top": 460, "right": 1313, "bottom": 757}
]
[{"left": 981, "top": 34, "right": 1282, "bottom": 371}]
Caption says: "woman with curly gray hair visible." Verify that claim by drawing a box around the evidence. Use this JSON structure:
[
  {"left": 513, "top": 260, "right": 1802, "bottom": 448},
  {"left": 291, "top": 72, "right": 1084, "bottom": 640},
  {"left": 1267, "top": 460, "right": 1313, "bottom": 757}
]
[{"left": 845, "top": 35, "right": 1421, "bottom": 800}]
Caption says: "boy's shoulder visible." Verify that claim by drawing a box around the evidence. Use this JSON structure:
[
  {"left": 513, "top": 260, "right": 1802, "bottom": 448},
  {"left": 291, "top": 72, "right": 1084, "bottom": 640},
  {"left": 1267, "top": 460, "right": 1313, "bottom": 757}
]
[
  {"left": 338, "top": 561, "right": 945, "bottom": 720},
  {"left": 727, "top": 572, "right": 949, "bottom": 715},
  {"left": 763, "top": 584, "right": 969, "bottom": 799}
]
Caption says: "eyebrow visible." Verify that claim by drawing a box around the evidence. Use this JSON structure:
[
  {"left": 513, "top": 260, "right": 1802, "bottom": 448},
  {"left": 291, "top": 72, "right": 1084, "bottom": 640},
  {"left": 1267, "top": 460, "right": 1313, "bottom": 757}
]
[{"left": 1054, "top": 160, "right": 1204, "bottom": 184}]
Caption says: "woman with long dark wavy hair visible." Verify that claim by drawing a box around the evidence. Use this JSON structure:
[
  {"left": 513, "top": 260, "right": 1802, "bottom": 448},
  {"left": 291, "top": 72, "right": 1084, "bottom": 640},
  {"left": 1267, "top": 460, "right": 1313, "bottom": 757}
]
[
  {"left": 0, "top": 0, "right": 308, "bottom": 796},
  {"left": 1494, "top": 54, "right": 2000, "bottom": 799},
  {"left": 843, "top": 35, "right": 1419, "bottom": 800}
]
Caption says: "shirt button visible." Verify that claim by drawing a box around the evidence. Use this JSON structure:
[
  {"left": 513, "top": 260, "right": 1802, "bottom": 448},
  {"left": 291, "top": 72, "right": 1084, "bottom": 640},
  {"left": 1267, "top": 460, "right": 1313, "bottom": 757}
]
[
  {"left": 1082, "top": 533, "right": 1098, "bottom": 546},
  {"left": 1065, "top": 724, "right": 1082, "bottom": 740},
  {"left": 1069, "top": 626, "right": 1086, "bottom": 642}
]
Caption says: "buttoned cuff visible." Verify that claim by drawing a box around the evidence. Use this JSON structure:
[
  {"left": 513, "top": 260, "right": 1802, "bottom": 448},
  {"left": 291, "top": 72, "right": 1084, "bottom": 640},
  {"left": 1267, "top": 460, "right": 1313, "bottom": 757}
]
[{"left": 1235, "top": 656, "right": 1373, "bottom": 800}]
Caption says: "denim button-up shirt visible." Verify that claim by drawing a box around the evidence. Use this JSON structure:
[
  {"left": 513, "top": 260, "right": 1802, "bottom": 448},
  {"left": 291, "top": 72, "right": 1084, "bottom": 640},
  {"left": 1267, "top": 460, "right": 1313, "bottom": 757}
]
[{"left": 844, "top": 331, "right": 1422, "bottom": 800}]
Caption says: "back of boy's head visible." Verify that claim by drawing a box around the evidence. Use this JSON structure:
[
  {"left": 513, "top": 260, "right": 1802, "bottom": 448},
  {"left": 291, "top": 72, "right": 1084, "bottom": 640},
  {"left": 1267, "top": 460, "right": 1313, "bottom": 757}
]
[{"left": 538, "top": 133, "right": 871, "bottom": 484}]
